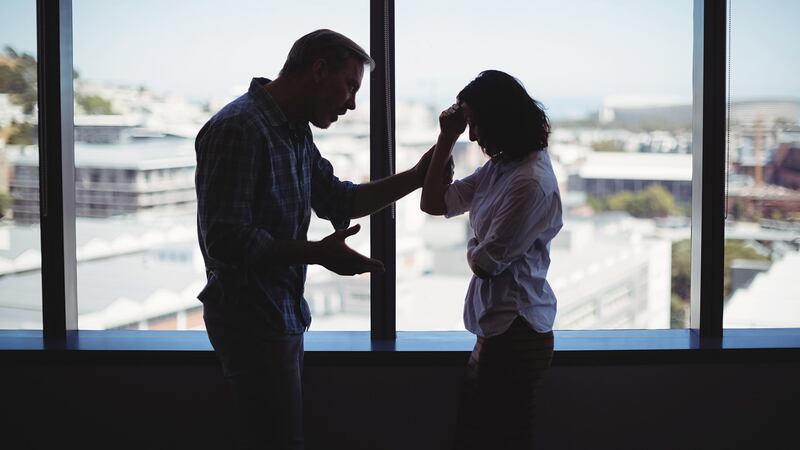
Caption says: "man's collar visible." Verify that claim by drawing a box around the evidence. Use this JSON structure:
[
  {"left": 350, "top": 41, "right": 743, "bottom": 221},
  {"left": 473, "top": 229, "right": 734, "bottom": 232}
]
[{"left": 248, "top": 77, "right": 289, "bottom": 127}]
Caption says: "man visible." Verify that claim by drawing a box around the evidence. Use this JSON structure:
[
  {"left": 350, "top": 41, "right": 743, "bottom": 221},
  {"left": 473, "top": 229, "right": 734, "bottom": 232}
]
[{"left": 195, "top": 29, "right": 447, "bottom": 449}]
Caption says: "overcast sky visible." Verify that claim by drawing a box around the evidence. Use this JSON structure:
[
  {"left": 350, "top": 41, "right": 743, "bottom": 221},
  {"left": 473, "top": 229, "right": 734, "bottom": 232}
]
[{"left": 2, "top": 0, "right": 798, "bottom": 118}]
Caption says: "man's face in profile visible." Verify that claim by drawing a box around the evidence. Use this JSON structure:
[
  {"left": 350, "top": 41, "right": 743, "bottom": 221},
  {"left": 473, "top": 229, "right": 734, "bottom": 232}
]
[{"left": 310, "top": 56, "right": 364, "bottom": 129}]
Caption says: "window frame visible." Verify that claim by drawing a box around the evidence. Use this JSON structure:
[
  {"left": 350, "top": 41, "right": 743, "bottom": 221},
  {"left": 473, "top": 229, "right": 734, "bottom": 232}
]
[{"left": 18, "top": 0, "right": 790, "bottom": 350}]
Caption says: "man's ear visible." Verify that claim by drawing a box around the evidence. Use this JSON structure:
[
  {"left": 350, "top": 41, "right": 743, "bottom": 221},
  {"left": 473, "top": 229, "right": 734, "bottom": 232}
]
[{"left": 311, "top": 59, "right": 328, "bottom": 84}]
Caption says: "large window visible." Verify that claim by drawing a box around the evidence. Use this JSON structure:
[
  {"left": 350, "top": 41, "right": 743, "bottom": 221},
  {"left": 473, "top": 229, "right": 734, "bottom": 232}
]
[
  {"left": 65, "top": 0, "right": 369, "bottom": 331},
  {"left": 2, "top": 0, "right": 793, "bottom": 340},
  {"left": 395, "top": 0, "right": 694, "bottom": 330},
  {"left": 722, "top": 0, "right": 800, "bottom": 328},
  {"left": 0, "top": 0, "right": 42, "bottom": 329}
]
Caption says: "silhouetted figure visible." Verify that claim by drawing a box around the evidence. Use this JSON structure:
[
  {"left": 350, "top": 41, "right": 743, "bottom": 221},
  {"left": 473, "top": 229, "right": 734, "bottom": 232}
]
[
  {"left": 420, "top": 70, "right": 563, "bottom": 450},
  {"left": 195, "top": 29, "right": 447, "bottom": 450}
]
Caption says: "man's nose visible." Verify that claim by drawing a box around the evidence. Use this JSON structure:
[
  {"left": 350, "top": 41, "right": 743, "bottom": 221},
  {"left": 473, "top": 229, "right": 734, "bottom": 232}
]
[{"left": 347, "top": 95, "right": 356, "bottom": 110}]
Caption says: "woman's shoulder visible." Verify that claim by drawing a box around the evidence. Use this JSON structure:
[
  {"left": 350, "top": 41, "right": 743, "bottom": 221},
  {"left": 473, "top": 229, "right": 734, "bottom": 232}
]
[{"left": 485, "top": 154, "right": 554, "bottom": 205}]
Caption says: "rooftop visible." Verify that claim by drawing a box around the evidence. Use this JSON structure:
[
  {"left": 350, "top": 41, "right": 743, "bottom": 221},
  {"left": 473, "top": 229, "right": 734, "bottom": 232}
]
[
  {"left": 578, "top": 151, "right": 692, "bottom": 181},
  {"left": 12, "top": 138, "right": 196, "bottom": 170}
]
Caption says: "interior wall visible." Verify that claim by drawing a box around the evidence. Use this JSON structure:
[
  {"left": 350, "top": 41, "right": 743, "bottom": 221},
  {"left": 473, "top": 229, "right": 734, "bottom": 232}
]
[{"left": 2, "top": 359, "right": 797, "bottom": 449}]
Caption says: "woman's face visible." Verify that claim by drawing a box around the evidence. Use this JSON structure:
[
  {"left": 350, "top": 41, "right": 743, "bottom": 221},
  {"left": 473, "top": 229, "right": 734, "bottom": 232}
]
[{"left": 460, "top": 102, "right": 481, "bottom": 144}]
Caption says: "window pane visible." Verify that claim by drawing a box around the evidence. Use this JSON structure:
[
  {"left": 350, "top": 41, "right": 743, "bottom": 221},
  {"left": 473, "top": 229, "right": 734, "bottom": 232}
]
[
  {"left": 73, "top": 0, "right": 370, "bottom": 331},
  {"left": 396, "top": 0, "right": 693, "bottom": 331},
  {"left": 723, "top": 0, "right": 800, "bottom": 328},
  {"left": 0, "top": 0, "right": 42, "bottom": 329}
]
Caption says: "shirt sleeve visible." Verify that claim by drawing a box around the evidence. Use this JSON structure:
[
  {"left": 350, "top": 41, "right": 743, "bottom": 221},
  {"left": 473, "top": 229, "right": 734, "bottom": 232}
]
[
  {"left": 195, "top": 118, "right": 275, "bottom": 268},
  {"left": 444, "top": 164, "right": 485, "bottom": 218},
  {"left": 467, "top": 180, "right": 561, "bottom": 277},
  {"left": 309, "top": 142, "right": 358, "bottom": 230}
]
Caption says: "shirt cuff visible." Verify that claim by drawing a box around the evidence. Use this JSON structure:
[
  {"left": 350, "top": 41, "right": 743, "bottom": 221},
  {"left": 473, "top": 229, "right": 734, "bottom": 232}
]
[
  {"left": 330, "top": 181, "right": 358, "bottom": 230},
  {"left": 443, "top": 184, "right": 467, "bottom": 218}
]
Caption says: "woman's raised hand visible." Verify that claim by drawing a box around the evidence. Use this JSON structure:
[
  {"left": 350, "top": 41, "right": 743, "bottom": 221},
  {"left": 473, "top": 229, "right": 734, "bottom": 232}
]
[{"left": 439, "top": 103, "right": 467, "bottom": 138}]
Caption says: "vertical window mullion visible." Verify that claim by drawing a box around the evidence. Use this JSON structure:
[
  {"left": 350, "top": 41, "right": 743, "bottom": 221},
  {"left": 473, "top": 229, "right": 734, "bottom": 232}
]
[
  {"left": 370, "top": 0, "right": 396, "bottom": 339},
  {"left": 37, "top": 0, "right": 77, "bottom": 343},
  {"left": 690, "top": 0, "right": 726, "bottom": 338}
]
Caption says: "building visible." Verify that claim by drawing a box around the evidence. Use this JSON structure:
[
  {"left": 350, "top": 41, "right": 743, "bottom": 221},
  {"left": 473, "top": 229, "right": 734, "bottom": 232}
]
[
  {"left": 598, "top": 94, "right": 692, "bottom": 128},
  {"left": 726, "top": 183, "right": 800, "bottom": 220},
  {"left": 724, "top": 250, "right": 800, "bottom": 328},
  {"left": 769, "top": 144, "right": 800, "bottom": 190},
  {"left": 0, "top": 213, "right": 203, "bottom": 330},
  {"left": 549, "top": 216, "right": 672, "bottom": 329},
  {"left": 9, "top": 138, "right": 196, "bottom": 223},
  {"left": 572, "top": 151, "right": 693, "bottom": 203},
  {"left": 73, "top": 114, "right": 143, "bottom": 144},
  {"left": 730, "top": 99, "right": 800, "bottom": 128}
]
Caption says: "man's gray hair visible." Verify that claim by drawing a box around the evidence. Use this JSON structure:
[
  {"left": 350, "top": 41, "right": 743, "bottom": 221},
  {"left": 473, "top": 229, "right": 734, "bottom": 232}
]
[{"left": 280, "top": 29, "right": 375, "bottom": 77}]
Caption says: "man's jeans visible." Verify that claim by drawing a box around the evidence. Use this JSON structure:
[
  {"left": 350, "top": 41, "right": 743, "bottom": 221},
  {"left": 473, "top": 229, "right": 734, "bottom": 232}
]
[{"left": 204, "top": 301, "right": 305, "bottom": 450}]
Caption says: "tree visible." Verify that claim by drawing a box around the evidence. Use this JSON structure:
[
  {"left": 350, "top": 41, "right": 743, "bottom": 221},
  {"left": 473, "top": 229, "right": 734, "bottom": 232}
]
[
  {"left": 0, "top": 64, "right": 27, "bottom": 93},
  {"left": 76, "top": 94, "right": 114, "bottom": 115},
  {"left": 8, "top": 122, "right": 34, "bottom": 145},
  {"left": 590, "top": 184, "right": 680, "bottom": 218},
  {"left": 591, "top": 139, "right": 625, "bottom": 153},
  {"left": 670, "top": 294, "right": 688, "bottom": 328},
  {"left": 0, "top": 191, "right": 12, "bottom": 219},
  {"left": 1, "top": 46, "right": 38, "bottom": 114},
  {"left": 6, "top": 122, "right": 34, "bottom": 145},
  {"left": 671, "top": 239, "right": 691, "bottom": 303}
]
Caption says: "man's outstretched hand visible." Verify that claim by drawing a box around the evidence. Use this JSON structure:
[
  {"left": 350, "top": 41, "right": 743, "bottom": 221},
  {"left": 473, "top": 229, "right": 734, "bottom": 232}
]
[
  {"left": 414, "top": 145, "right": 455, "bottom": 187},
  {"left": 317, "top": 224, "right": 385, "bottom": 276}
]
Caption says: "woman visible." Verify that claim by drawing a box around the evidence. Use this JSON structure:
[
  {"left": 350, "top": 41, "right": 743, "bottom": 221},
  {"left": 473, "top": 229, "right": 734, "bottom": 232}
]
[{"left": 420, "top": 70, "right": 563, "bottom": 449}]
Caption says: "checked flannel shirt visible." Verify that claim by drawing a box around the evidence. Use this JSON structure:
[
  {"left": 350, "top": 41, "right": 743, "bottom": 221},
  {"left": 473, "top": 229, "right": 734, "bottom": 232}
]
[{"left": 195, "top": 77, "right": 357, "bottom": 335}]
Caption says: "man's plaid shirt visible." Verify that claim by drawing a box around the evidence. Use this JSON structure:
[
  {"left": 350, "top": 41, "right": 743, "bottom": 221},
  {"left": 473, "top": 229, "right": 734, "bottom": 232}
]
[{"left": 195, "top": 78, "right": 357, "bottom": 335}]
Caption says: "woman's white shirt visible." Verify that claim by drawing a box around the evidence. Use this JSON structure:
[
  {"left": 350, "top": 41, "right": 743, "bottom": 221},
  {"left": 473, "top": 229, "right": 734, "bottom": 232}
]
[{"left": 443, "top": 150, "right": 563, "bottom": 337}]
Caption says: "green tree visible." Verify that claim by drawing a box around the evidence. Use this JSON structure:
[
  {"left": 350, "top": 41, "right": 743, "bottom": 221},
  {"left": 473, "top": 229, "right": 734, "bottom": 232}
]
[
  {"left": 586, "top": 195, "right": 607, "bottom": 212},
  {"left": 76, "top": 94, "right": 114, "bottom": 115},
  {"left": 606, "top": 191, "right": 635, "bottom": 212},
  {"left": 591, "top": 184, "right": 680, "bottom": 218},
  {"left": 671, "top": 239, "right": 692, "bottom": 302},
  {"left": 6, "top": 122, "right": 34, "bottom": 145},
  {"left": 1, "top": 46, "right": 38, "bottom": 114},
  {"left": 630, "top": 185, "right": 678, "bottom": 217},
  {"left": 670, "top": 294, "right": 688, "bottom": 328},
  {"left": 0, "top": 191, "right": 12, "bottom": 218},
  {"left": 590, "top": 139, "right": 625, "bottom": 152},
  {"left": 0, "top": 64, "right": 27, "bottom": 93}
]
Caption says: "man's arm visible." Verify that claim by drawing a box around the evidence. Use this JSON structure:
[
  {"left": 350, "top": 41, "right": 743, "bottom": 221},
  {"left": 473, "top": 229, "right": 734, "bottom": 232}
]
[
  {"left": 351, "top": 169, "right": 420, "bottom": 218},
  {"left": 350, "top": 146, "right": 453, "bottom": 219},
  {"left": 198, "top": 122, "right": 382, "bottom": 276}
]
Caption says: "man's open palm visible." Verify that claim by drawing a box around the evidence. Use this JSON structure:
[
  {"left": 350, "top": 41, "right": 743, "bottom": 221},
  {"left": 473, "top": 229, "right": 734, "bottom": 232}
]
[{"left": 318, "top": 224, "right": 385, "bottom": 276}]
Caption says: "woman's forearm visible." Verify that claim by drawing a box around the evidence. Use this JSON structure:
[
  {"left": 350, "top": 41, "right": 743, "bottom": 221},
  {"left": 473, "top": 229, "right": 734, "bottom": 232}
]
[{"left": 420, "top": 133, "right": 458, "bottom": 215}]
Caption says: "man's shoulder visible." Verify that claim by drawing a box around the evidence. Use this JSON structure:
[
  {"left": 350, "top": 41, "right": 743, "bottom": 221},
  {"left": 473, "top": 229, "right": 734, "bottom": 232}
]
[
  {"left": 197, "top": 94, "right": 270, "bottom": 143},
  {"left": 208, "top": 94, "right": 260, "bottom": 129}
]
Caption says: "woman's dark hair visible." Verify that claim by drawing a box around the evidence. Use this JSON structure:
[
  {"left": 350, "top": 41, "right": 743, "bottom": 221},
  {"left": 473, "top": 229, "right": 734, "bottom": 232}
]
[{"left": 457, "top": 70, "right": 550, "bottom": 161}]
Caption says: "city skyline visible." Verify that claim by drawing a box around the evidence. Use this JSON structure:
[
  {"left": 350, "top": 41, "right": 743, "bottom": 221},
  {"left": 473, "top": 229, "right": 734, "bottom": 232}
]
[{"left": 2, "top": 0, "right": 800, "bottom": 119}]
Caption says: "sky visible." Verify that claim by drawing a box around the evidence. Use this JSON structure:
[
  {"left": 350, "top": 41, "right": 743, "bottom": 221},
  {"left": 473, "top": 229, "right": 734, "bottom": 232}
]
[{"left": 1, "top": 0, "right": 799, "bottom": 119}]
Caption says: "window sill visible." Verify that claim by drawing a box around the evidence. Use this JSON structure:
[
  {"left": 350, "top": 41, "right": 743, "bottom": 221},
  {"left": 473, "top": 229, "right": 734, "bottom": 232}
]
[{"left": 1, "top": 328, "right": 799, "bottom": 365}]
